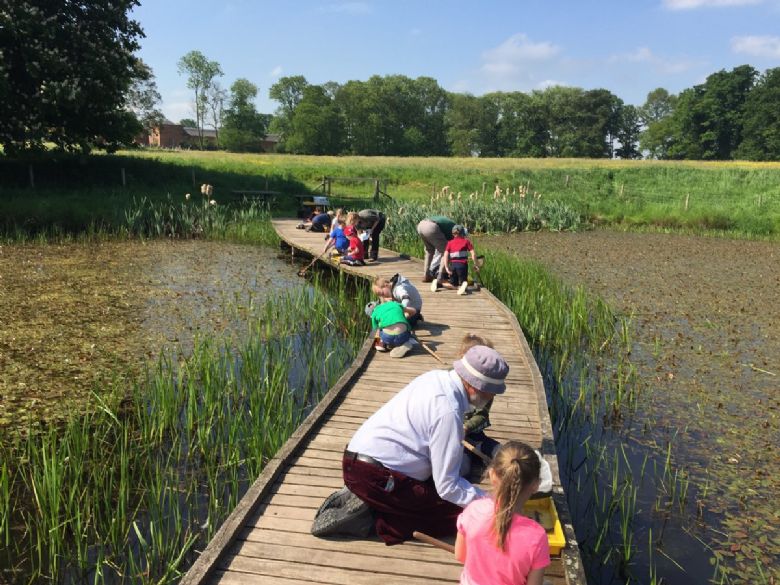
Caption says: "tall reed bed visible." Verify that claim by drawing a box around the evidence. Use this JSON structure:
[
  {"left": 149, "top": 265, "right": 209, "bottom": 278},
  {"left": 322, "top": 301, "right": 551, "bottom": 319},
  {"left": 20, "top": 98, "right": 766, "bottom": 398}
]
[
  {"left": 379, "top": 187, "right": 582, "bottom": 254},
  {"left": 0, "top": 273, "right": 370, "bottom": 583}
]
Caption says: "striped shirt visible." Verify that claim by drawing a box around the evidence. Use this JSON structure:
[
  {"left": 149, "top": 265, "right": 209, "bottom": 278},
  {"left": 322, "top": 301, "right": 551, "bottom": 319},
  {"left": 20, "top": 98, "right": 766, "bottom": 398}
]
[{"left": 445, "top": 236, "right": 474, "bottom": 264}]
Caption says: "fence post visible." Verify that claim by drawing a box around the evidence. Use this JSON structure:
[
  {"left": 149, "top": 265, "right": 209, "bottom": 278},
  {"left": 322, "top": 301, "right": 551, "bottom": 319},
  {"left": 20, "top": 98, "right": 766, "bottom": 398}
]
[
  {"left": 619, "top": 183, "right": 624, "bottom": 197},
  {"left": 28, "top": 164, "right": 35, "bottom": 189},
  {"left": 482, "top": 182, "right": 486, "bottom": 196},
  {"left": 684, "top": 193, "right": 690, "bottom": 211},
  {"left": 121, "top": 167, "right": 126, "bottom": 187},
  {"left": 374, "top": 179, "right": 380, "bottom": 201},
  {"left": 565, "top": 175, "right": 569, "bottom": 187}
]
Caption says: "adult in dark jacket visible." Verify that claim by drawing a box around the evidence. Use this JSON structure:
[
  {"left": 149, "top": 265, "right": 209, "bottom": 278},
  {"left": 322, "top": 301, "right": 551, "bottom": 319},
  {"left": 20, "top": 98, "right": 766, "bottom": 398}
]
[{"left": 355, "top": 209, "right": 386, "bottom": 262}]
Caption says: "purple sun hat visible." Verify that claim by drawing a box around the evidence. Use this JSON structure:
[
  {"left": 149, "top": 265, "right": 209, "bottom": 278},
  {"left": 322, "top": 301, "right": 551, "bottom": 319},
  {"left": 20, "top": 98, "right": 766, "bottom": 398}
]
[{"left": 453, "top": 345, "right": 509, "bottom": 394}]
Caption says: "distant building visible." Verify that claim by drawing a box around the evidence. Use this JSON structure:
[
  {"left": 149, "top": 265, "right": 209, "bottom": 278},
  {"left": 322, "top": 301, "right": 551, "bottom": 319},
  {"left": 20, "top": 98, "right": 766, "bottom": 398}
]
[{"left": 137, "top": 120, "right": 279, "bottom": 152}]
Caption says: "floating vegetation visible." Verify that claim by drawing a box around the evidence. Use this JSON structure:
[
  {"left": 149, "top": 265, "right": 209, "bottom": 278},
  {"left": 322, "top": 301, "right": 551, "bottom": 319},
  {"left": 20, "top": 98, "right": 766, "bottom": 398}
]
[{"left": 0, "top": 271, "right": 369, "bottom": 583}]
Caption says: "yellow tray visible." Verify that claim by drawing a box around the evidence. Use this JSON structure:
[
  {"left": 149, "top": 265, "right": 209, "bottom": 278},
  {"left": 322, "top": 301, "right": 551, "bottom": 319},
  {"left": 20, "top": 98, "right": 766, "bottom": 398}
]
[{"left": 521, "top": 496, "right": 566, "bottom": 555}]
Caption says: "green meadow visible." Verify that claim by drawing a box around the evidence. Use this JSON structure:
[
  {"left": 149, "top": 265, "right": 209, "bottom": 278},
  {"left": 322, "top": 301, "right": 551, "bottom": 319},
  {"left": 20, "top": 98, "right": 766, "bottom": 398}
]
[{"left": 3, "top": 150, "right": 780, "bottom": 237}]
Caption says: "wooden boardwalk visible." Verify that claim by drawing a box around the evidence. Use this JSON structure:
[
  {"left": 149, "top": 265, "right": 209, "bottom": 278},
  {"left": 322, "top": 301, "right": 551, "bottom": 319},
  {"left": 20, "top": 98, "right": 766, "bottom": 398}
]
[{"left": 181, "top": 219, "right": 584, "bottom": 585}]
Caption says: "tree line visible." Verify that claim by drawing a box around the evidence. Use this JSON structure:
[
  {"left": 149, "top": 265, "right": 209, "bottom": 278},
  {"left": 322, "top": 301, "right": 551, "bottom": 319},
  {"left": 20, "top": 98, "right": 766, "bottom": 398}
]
[
  {"left": 1, "top": 2, "right": 778, "bottom": 161},
  {"left": 266, "top": 65, "right": 779, "bottom": 161}
]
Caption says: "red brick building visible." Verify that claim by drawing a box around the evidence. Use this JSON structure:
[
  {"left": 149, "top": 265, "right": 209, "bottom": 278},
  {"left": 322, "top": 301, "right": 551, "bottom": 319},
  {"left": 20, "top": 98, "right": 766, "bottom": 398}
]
[{"left": 138, "top": 121, "right": 279, "bottom": 152}]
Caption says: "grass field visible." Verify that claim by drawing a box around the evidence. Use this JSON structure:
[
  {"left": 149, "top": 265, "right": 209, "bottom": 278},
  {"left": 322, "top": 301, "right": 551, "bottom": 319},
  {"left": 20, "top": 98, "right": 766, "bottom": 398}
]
[{"left": 2, "top": 150, "right": 780, "bottom": 236}]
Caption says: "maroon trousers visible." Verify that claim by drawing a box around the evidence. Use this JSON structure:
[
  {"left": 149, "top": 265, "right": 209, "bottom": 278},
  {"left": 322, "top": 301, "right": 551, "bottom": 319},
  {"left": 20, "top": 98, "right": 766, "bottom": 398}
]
[{"left": 343, "top": 454, "right": 463, "bottom": 545}]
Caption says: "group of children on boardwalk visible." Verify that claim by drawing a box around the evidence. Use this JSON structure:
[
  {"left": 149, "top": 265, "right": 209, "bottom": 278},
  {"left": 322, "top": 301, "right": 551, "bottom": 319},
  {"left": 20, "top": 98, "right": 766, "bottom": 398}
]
[{"left": 300, "top": 209, "right": 554, "bottom": 585}]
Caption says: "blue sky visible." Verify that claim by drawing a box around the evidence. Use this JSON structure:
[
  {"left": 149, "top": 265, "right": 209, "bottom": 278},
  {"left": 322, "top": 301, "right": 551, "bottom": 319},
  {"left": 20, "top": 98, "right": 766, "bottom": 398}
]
[{"left": 131, "top": 0, "right": 780, "bottom": 123}]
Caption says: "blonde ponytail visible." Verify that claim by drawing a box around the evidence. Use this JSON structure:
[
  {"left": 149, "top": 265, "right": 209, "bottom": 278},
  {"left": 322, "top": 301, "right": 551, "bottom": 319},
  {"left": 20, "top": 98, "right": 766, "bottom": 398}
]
[{"left": 489, "top": 441, "right": 541, "bottom": 550}]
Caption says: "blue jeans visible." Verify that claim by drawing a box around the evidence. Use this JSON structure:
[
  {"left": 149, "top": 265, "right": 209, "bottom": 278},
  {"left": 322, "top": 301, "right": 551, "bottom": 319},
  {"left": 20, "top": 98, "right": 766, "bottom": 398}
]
[{"left": 378, "top": 329, "right": 411, "bottom": 348}]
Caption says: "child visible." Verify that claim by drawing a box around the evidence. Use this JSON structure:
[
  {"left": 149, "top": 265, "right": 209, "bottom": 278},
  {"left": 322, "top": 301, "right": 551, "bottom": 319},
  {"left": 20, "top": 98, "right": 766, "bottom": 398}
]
[
  {"left": 372, "top": 274, "right": 423, "bottom": 327},
  {"left": 434, "top": 224, "right": 479, "bottom": 295},
  {"left": 455, "top": 441, "right": 550, "bottom": 585},
  {"left": 321, "top": 216, "right": 349, "bottom": 258},
  {"left": 364, "top": 296, "right": 413, "bottom": 358},
  {"left": 340, "top": 224, "right": 366, "bottom": 266},
  {"left": 307, "top": 209, "right": 332, "bottom": 233},
  {"left": 459, "top": 334, "right": 496, "bottom": 442}
]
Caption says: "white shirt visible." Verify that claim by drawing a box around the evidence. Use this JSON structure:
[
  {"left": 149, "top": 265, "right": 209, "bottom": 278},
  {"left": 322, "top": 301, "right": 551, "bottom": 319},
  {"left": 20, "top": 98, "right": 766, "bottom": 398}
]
[{"left": 347, "top": 369, "right": 485, "bottom": 507}]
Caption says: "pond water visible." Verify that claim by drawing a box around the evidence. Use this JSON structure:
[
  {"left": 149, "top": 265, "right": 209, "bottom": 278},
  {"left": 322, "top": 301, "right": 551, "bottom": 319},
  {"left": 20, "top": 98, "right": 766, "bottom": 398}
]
[
  {"left": 479, "top": 230, "right": 779, "bottom": 584},
  {"left": 0, "top": 240, "right": 303, "bottom": 432}
]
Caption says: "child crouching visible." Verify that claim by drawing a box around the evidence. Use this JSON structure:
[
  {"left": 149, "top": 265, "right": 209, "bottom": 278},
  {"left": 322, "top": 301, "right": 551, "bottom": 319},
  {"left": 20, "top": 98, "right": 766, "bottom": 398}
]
[
  {"left": 340, "top": 225, "right": 366, "bottom": 267},
  {"left": 364, "top": 298, "right": 415, "bottom": 358}
]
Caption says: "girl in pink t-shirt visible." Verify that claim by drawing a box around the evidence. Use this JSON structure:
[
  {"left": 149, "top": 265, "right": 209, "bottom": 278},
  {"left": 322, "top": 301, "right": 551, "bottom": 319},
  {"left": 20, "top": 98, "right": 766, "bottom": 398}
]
[{"left": 455, "top": 441, "right": 550, "bottom": 585}]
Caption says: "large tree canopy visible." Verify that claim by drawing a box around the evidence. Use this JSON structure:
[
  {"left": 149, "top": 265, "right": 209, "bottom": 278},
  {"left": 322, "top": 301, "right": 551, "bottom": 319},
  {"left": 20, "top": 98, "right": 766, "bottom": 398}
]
[{"left": 0, "top": 0, "right": 147, "bottom": 155}]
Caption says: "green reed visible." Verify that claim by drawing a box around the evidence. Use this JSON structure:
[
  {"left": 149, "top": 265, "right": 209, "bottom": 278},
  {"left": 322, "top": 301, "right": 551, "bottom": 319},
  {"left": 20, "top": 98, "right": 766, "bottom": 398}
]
[{"left": 0, "top": 270, "right": 369, "bottom": 583}]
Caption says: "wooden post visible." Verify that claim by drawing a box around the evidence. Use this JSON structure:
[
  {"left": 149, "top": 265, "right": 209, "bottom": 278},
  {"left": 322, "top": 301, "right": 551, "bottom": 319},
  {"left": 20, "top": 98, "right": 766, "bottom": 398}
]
[
  {"left": 374, "top": 179, "right": 380, "bottom": 201},
  {"left": 482, "top": 182, "right": 486, "bottom": 196},
  {"left": 619, "top": 183, "right": 624, "bottom": 197},
  {"left": 565, "top": 175, "right": 570, "bottom": 187},
  {"left": 265, "top": 178, "right": 269, "bottom": 191},
  {"left": 121, "top": 167, "right": 126, "bottom": 187},
  {"left": 28, "top": 164, "right": 35, "bottom": 189},
  {"left": 684, "top": 193, "right": 690, "bottom": 211},
  {"left": 526, "top": 179, "right": 531, "bottom": 192}
]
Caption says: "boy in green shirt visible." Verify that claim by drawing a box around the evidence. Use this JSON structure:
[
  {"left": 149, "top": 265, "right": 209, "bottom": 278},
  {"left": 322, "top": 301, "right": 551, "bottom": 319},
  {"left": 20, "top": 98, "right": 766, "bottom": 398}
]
[{"left": 365, "top": 298, "right": 414, "bottom": 358}]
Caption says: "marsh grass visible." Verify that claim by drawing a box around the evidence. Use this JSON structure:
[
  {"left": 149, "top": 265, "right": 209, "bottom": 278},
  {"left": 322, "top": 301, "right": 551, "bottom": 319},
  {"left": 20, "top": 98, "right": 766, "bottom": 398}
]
[
  {"left": 4, "top": 152, "right": 780, "bottom": 238},
  {"left": 0, "top": 271, "right": 370, "bottom": 583}
]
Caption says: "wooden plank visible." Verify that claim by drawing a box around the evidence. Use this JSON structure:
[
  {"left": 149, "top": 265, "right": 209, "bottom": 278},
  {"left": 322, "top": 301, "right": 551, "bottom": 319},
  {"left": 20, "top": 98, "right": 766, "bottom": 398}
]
[{"left": 182, "top": 218, "right": 583, "bottom": 585}]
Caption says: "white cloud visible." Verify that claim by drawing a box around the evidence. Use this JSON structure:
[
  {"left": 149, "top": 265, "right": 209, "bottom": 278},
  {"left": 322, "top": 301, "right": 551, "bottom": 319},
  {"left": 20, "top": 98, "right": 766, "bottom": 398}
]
[
  {"left": 319, "top": 2, "right": 371, "bottom": 14},
  {"left": 663, "top": 0, "right": 762, "bottom": 9},
  {"left": 608, "top": 46, "right": 700, "bottom": 74},
  {"left": 481, "top": 33, "right": 561, "bottom": 80},
  {"left": 270, "top": 65, "right": 283, "bottom": 77},
  {"left": 731, "top": 35, "right": 780, "bottom": 58}
]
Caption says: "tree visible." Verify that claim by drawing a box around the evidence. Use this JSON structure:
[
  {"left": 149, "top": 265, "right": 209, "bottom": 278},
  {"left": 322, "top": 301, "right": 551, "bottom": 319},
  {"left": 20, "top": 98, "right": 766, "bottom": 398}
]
[
  {"left": 268, "top": 75, "right": 309, "bottom": 145},
  {"left": 639, "top": 88, "right": 677, "bottom": 159},
  {"left": 614, "top": 104, "right": 642, "bottom": 159},
  {"left": 736, "top": 67, "right": 780, "bottom": 161},
  {"left": 446, "top": 94, "right": 483, "bottom": 157},
  {"left": 127, "top": 61, "right": 164, "bottom": 134},
  {"left": 221, "top": 78, "right": 269, "bottom": 152},
  {"left": 206, "top": 82, "right": 227, "bottom": 147},
  {"left": 179, "top": 118, "right": 197, "bottom": 128},
  {"left": 285, "top": 86, "right": 343, "bottom": 154},
  {"left": 666, "top": 65, "right": 757, "bottom": 160},
  {"left": 0, "top": 0, "right": 147, "bottom": 154},
  {"left": 177, "top": 50, "right": 223, "bottom": 149}
]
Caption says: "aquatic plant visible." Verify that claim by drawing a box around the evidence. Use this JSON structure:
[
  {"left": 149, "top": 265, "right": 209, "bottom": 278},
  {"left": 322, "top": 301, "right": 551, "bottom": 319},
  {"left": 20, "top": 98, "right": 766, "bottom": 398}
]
[{"left": 0, "top": 272, "right": 369, "bottom": 583}]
